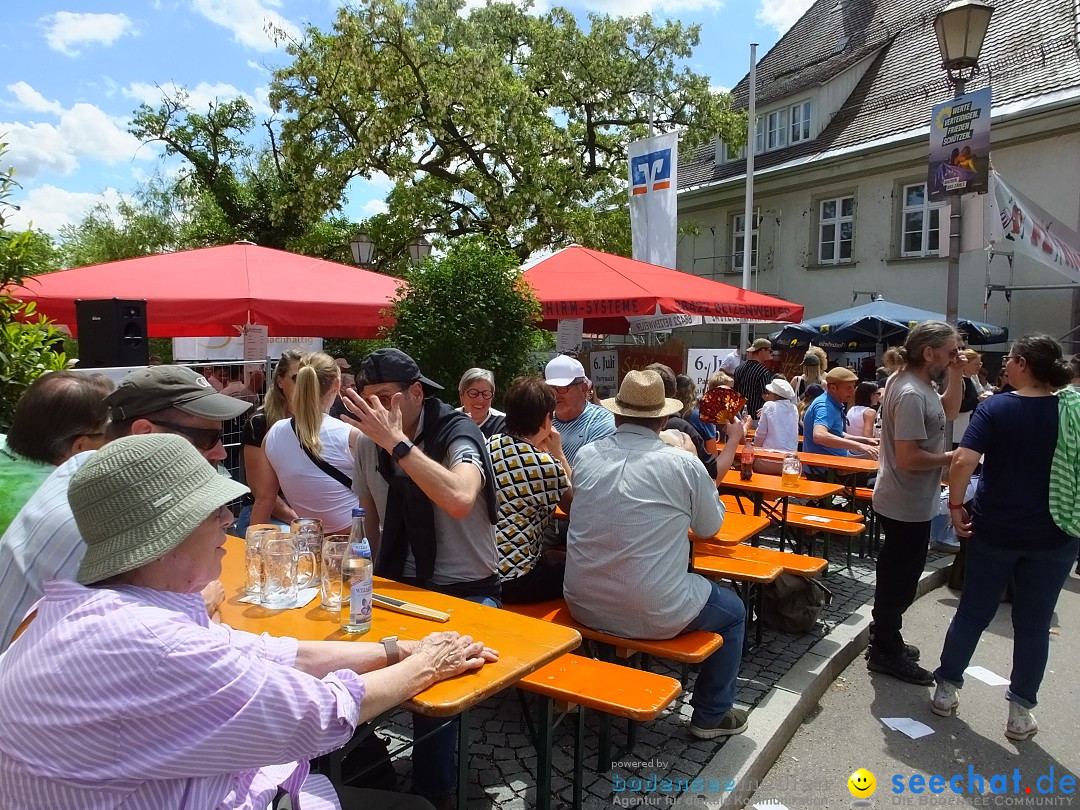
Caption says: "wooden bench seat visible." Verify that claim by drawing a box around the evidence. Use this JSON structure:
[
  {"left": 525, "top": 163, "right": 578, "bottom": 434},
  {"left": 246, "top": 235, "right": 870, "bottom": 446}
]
[
  {"left": 785, "top": 502, "right": 864, "bottom": 522},
  {"left": 505, "top": 599, "right": 722, "bottom": 664},
  {"left": 520, "top": 653, "right": 683, "bottom": 810},
  {"left": 694, "top": 542, "right": 828, "bottom": 576},
  {"left": 691, "top": 552, "right": 783, "bottom": 583}
]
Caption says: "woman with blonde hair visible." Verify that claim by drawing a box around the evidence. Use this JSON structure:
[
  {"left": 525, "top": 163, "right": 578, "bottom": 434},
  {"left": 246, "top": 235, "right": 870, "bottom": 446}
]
[
  {"left": 234, "top": 350, "right": 302, "bottom": 536},
  {"left": 252, "top": 352, "right": 361, "bottom": 534},
  {"left": 791, "top": 349, "right": 825, "bottom": 398}
]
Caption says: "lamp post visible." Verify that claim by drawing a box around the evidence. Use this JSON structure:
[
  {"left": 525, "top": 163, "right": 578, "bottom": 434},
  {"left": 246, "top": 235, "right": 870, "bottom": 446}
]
[
  {"left": 406, "top": 235, "right": 432, "bottom": 265},
  {"left": 349, "top": 231, "right": 431, "bottom": 268},
  {"left": 933, "top": 0, "right": 993, "bottom": 326}
]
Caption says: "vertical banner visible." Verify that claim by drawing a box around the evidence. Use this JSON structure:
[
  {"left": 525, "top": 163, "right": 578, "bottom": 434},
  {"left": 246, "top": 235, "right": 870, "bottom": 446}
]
[
  {"left": 555, "top": 318, "right": 583, "bottom": 354},
  {"left": 589, "top": 350, "right": 617, "bottom": 399},
  {"left": 928, "top": 86, "right": 991, "bottom": 201},
  {"left": 628, "top": 131, "right": 679, "bottom": 268}
]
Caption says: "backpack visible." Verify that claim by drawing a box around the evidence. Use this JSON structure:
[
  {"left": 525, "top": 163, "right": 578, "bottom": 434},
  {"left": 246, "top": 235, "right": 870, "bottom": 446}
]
[{"left": 761, "top": 573, "right": 833, "bottom": 634}]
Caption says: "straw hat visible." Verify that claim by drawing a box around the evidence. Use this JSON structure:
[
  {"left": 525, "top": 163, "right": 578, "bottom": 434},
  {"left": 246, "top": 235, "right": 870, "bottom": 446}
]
[
  {"left": 69, "top": 434, "right": 248, "bottom": 585},
  {"left": 601, "top": 370, "right": 683, "bottom": 419}
]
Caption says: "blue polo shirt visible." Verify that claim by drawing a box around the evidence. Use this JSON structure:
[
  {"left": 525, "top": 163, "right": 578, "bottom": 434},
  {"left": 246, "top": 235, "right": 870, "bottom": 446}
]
[{"left": 801, "top": 392, "right": 848, "bottom": 459}]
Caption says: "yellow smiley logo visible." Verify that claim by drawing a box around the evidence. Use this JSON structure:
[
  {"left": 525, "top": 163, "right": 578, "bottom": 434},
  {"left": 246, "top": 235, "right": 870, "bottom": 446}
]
[{"left": 848, "top": 768, "right": 876, "bottom": 798}]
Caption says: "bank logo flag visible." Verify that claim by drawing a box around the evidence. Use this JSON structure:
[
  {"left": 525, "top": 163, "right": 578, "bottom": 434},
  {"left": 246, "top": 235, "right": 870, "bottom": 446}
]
[
  {"left": 928, "top": 86, "right": 991, "bottom": 201},
  {"left": 629, "top": 132, "right": 678, "bottom": 268},
  {"left": 989, "top": 170, "right": 1080, "bottom": 285}
]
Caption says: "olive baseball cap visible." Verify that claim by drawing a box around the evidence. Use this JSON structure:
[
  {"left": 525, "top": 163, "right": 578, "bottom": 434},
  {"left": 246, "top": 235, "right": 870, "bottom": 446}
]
[{"left": 105, "top": 366, "right": 253, "bottom": 422}]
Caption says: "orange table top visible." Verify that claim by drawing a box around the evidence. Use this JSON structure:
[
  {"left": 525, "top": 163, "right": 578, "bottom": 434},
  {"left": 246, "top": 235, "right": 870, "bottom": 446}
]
[
  {"left": 690, "top": 512, "right": 771, "bottom": 546},
  {"left": 719, "top": 470, "right": 844, "bottom": 500},
  {"left": 722, "top": 444, "right": 878, "bottom": 474},
  {"left": 218, "top": 537, "right": 581, "bottom": 717}
]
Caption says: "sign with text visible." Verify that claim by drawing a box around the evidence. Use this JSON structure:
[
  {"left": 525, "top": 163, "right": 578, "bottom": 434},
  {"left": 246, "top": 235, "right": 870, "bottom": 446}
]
[
  {"left": 928, "top": 86, "right": 991, "bottom": 201},
  {"left": 589, "top": 350, "right": 618, "bottom": 398},
  {"left": 990, "top": 170, "right": 1080, "bottom": 285},
  {"left": 687, "top": 349, "right": 737, "bottom": 393},
  {"left": 172, "top": 334, "right": 322, "bottom": 361},
  {"left": 556, "top": 318, "right": 584, "bottom": 354}
]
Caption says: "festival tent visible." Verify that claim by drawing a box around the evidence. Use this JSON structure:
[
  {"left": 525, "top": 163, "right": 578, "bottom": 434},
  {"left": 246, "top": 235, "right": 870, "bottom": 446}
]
[
  {"left": 8, "top": 243, "right": 400, "bottom": 338},
  {"left": 522, "top": 246, "right": 804, "bottom": 334},
  {"left": 771, "top": 298, "right": 1008, "bottom": 351}
]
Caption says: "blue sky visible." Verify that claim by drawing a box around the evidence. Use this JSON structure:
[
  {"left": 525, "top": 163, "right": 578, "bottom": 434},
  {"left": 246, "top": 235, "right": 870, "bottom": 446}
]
[{"left": 2, "top": 0, "right": 810, "bottom": 236}]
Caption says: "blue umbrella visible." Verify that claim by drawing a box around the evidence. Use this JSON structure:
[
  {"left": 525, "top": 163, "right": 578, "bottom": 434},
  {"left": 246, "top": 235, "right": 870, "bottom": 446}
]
[{"left": 771, "top": 298, "right": 1008, "bottom": 351}]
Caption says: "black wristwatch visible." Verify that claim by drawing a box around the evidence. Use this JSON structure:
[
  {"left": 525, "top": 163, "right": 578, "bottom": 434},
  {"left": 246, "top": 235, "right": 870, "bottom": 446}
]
[
  {"left": 381, "top": 636, "right": 401, "bottom": 666},
  {"left": 392, "top": 439, "right": 414, "bottom": 460}
]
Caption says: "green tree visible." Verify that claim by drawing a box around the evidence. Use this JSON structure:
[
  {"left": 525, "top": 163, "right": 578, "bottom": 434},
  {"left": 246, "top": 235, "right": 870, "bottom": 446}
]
[
  {"left": 270, "top": 0, "right": 744, "bottom": 260},
  {"left": 387, "top": 234, "right": 542, "bottom": 398},
  {"left": 0, "top": 143, "right": 67, "bottom": 430}
]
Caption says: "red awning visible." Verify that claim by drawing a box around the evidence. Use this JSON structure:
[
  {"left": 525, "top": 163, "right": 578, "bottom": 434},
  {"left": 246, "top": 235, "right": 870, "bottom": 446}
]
[
  {"left": 8, "top": 244, "right": 400, "bottom": 338},
  {"left": 522, "top": 247, "right": 804, "bottom": 333}
]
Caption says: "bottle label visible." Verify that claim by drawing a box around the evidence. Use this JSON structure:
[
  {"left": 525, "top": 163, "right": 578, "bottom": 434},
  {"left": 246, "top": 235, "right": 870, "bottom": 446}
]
[{"left": 349, "top": 575, "right": 373, "bottom": 624}]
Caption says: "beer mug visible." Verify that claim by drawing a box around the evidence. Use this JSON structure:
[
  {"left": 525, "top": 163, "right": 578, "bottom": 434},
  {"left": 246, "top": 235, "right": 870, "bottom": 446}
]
[
  {"left": 320, "top": 535, "right": 349, "bottom": 611},
  {"left": 782, "top": 453, "right": 801, "bottom": 488},
  {"left": 260, "top": 532, "right": 315, "bottom": 608},
  {"left": 243, "top": 524, "right": 279, "bottom": 596},
  {"left": 290, "top": 517, "right": 323, "bottom": 589}
]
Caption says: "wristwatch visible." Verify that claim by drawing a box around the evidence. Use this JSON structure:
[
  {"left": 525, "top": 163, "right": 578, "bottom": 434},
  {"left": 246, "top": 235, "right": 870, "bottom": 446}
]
[
  {"left": 381, "top": 635, "right": 401, "bottom": 666},
  {"left": 392, "top": 439, "right": 414, "bottom": 460}
]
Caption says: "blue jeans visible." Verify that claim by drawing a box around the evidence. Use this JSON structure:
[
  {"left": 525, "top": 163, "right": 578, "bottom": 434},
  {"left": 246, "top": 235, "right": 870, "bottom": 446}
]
[
  {"left": 411, "top": 594, "right": 500, "bottom": 797},
  {"left": 683, "top": 581, "right": 746, "bottom": 725},
  {"left": 231, "top": 504, "right": 288, "bottom": 538},
  {"left": 935, "top": 537, "right": 1079, "bottom": 708}
]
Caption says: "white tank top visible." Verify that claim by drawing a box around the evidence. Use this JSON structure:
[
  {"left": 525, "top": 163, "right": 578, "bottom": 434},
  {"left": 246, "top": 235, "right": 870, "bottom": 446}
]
[{"left": 263, "top": 414, "right": 357, "bottom": 533}]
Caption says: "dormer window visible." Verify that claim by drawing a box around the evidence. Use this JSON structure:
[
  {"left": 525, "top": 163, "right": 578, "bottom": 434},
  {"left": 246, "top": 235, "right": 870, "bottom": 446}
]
[{"left": 720, "top": 98, "right": 813, "bottom": 161}]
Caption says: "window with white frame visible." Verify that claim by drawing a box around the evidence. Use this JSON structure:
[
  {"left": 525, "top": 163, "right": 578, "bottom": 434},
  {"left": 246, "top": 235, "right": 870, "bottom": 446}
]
[
  {"left": 900, "top": 182, "right": 945, "bottom": 257},
  {"left": 732, "top": 211, "right": 759, "bottom": 271},
  {"left": 818, "top": 195, "right": 854, "bottom": 264},
  {"left": 765, "top": 109, "right": 788, "bottom": 150},
  {"left": 790, "top": 100, "right": 812, "bottom": 143}
]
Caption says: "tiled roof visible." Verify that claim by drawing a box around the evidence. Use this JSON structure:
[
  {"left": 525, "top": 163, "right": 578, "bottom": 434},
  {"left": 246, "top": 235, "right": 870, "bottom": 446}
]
[{"left": 680, "top": 0, "right": 1080, "bottom": 191}]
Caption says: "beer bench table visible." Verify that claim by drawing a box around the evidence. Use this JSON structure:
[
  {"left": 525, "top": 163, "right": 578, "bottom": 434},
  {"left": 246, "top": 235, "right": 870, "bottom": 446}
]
[{"left": 718, "top": 470, "right": 844, "bottom": 553}]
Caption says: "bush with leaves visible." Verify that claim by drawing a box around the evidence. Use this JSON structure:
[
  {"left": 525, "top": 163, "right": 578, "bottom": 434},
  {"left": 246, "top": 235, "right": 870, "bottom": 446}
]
[
  {"left": 0, "top": 143, "right": 66, "bottom": 430},
  {"left": 387, "top": 235, "right": 542, "bottom": 403}
]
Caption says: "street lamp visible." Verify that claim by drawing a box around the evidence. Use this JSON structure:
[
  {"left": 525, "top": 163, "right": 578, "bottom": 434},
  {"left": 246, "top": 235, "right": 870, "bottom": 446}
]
[
  {"left": 349, "top": 230, "right": 375, "bottom": 267},
  {"left": 406, "top": 235, "right": 432, "bottom": 265},
  {"left": 933, "top": 0, "right": 993, "bottom": 326}
]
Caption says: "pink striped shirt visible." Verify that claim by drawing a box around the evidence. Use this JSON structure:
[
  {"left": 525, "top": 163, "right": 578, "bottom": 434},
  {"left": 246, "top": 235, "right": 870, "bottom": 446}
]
[{"left": 0, "top": 581, "right": 366, "bottom": 809}]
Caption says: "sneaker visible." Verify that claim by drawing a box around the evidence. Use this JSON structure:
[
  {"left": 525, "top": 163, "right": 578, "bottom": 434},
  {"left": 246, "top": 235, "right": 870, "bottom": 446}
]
[
  {"left": 689, "top": 708, "right": 750, "bottom": 740},
  {"left": 931, "top": 681, "right": 959, "bottom": 716},
  {"left": 867, "top": 649, "right": 934, "bottom": 686},
  {"left": 1005, "top": 702, "right": 1038, "bottom": 741},
  {"left": 867, "top": 622, "right": 920, "bottom": 661}
]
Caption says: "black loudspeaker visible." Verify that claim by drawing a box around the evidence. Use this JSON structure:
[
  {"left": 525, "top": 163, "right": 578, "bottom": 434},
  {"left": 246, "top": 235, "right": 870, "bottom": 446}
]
[{"left": 75, "top": 298, "right": 149, "bottom": 368}]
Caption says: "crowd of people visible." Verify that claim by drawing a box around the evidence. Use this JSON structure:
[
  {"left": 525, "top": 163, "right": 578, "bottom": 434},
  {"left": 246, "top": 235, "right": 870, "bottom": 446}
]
[{"left": 0, "top": 327, "right": 1077, "bottom": 806}]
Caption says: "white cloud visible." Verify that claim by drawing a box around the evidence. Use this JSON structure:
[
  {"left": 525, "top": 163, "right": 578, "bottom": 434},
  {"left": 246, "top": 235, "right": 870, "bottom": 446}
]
[
  {"left": 360, "top": 198, "right": 389, "bottom": 217},
  {"left": 576, "top": 0, "right": 719, "bottom": 13},
  {"left": 710, "top": 84, "right": 732, "bottom": 95},
  {"left": 7, "top": 184, "right": 127, "bottom": 234},
  {"left": 124, "top": 80, "right": 273, "bottom": 116},
  {"left": 7, "top": 82, "right": 64, "bottom": 115},
  {"left": 1, "top": 84, "right": 151, "bottom": 180},
  {"left": 191, "top": 0, "right": 300, "bottom": 52},
  {"left": 41, "top": 12, "right": 137, "bottom": 57},
  {"left": 756, "top": 0, "right": 814, "bottom": 34}
]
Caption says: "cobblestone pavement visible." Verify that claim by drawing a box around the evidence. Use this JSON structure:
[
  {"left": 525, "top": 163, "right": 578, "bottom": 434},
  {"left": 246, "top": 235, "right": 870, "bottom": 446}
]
[{"left": 373, "top": 528, "right": 949, "bottom": 809}]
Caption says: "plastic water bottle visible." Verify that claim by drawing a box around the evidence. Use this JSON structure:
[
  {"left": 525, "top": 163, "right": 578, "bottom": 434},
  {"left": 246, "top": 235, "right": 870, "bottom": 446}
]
[{"left": 341, "top": 508, "right": 373, "bottom": 634}]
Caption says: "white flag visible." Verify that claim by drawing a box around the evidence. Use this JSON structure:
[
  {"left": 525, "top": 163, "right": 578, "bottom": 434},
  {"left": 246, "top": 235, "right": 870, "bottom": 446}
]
[
  {"left": 628, "top": 132, "right": 678, "bottom": 269},
  {"left": 989, "top": 170, "right": 1080, "bottom": 285}
]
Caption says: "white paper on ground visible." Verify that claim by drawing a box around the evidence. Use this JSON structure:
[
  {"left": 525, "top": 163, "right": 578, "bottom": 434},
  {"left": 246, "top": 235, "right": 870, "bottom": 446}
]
[
  {"left": 753, "top": 803, "right": 791, "bottom": 810},
  {"left": 239, "top": 587, "right": 320, "bottom": 608},
  {"left": 880, "top": 717, "right": 935, "bottom": 739},
  {"left": 965, "top": 665, "right": 1010, "bottom": 686}
]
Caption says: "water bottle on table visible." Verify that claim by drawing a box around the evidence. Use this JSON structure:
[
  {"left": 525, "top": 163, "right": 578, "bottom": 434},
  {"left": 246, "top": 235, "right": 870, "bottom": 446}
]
[{"left": 341, "top": 507, "right": 373, "bottom": 634}]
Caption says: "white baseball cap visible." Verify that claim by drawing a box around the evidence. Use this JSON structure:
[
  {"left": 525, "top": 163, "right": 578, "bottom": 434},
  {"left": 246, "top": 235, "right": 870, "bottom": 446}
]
[{"left": 545, "top": 355, "right": 586, "bottom": 386}]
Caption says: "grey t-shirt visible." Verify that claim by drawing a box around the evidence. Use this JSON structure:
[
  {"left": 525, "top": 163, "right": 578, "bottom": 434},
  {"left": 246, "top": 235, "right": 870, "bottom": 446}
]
[
  {"left": 872, "top": 371, "right": 947, "bottom": 522},
  {"left": 353, "top": 420, "right": 498, "bottom": 586}
]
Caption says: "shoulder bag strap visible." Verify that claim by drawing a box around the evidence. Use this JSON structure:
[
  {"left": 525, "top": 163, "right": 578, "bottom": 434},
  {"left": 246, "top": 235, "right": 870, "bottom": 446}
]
[{"left": 291, "top": 418, "right": 353, "bottom": 490}]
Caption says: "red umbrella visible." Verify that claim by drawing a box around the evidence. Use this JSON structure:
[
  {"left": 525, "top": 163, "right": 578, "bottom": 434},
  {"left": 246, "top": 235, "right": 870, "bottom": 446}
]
[
  {"left": 8, "top": 244, "right": 400, "bottom": 338},
  {"left": 522, "top": 246, "right": 804, "bottom": 333}
]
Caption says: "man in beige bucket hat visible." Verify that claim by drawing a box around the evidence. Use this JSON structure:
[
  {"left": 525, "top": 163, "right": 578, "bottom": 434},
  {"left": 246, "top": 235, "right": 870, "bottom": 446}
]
[
  {"left": 0, "top": 434, "right": 495, "bottom": 809},
  {"left": 563, "top": 370, "right": 751, "bottom": 739}
]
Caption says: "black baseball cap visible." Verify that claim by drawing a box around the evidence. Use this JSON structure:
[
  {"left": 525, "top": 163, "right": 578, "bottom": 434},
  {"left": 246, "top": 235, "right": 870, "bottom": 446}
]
[{"left": 359, "top": 348, "right": 443, "bottom": 391}]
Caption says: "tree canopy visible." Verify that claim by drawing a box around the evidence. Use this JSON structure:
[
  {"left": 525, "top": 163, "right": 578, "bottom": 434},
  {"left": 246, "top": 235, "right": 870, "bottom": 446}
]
[{"left": 270, "top": 0, "right": 742, "bottom": 259}]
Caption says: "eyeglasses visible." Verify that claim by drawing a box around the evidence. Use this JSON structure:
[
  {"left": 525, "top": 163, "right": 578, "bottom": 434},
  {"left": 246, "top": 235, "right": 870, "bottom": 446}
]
[
  {"left": 1005, "top": 354, "right": 1024, "bottom": 364},
  {"left": 148, "top": 420, "right": 224, "bottom": 452},
  {"left": 465, "top": 389, "right": 493, "bottom": 400}
]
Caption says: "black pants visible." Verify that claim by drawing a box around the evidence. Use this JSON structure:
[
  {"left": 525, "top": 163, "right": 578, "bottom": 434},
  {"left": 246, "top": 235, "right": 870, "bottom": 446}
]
[
  {"left": 501, "top": 555, "right": 565, "bottom": 604},
  {"left": 871, "top": 514, "right": 931, "bottom": 656}
]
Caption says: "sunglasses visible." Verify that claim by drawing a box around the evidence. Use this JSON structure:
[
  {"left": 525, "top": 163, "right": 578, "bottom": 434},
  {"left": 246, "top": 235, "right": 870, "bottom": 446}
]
[{"left": 148, "top": 420, "right": 224, "bottom": 452}]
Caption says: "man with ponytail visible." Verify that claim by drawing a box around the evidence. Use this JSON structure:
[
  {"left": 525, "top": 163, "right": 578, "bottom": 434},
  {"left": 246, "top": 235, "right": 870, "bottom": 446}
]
[{"left": 868, "top": 321, "right": 964, "bottom": 685}]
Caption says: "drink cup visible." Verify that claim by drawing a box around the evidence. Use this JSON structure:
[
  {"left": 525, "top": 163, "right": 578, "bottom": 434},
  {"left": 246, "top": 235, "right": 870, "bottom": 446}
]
[
  {"left": 260, "top": 532, "right": 305, "bottom": 608},
  {"left": 320, "top": 535, "right": 349, "bottom": 610},
  {"left": 782, "top": 454, "right": 801, "bottom": 488},
  {"left": 243, "top": 524, "right": 279, "bottom": 596},
  {"left": 290, "top": 518, "right": 323, "bottom": 589}
]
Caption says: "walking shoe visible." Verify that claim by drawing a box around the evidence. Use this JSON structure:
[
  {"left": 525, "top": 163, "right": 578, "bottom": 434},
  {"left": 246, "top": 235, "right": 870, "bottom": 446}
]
[
  {"left": 1005, "top": 702, "right": 1038, "bottom": 741},
  {"left": 867, "top": 649, "right": 934, "bottom": 686},
  {"left": 930, "top": 535, "right": 961, "bottom": 555},
  {"left": 931, "top": 681, "right": 959, "bottom": 716},
  {"left": 866, "top": 622, "right": 920, "bottom": 661},
  {"left": 689, "top": 708, "right": 750, "bottom": 740}
]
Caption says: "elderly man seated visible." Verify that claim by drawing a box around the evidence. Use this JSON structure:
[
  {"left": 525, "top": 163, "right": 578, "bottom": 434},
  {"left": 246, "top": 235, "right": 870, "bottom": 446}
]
[
  {"left": 564, "top": 370, "right": 748, "bottom": 739},
  {"left": 0, "top": 434, "right": 496, "bottom": 810}
]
